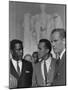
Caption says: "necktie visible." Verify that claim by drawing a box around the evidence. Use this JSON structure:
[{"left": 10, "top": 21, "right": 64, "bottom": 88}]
[
  {"left": 56, "top": 53, "right": 60, "bottom": 65},
  {"left": 56, "top": 56, "right": 60, "bottom": 65},
  {"left": 17, "top": 61, "right": 20, "bottom": 76},
  {"left": 44, "top": 62, "right": 47, "bottom": 84}
]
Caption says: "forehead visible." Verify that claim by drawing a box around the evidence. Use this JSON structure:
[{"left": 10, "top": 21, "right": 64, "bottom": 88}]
[
  {"left": 38, "top": 42, "right": 45, "bottom": 48},
  {"left": 14, "top": 43, "right": 22, "bottom": 49},
  {"left": 25, "top": 55, "right": 32, "bottom": 59},
  {"left": 33, "top": 53, "right": 38, "bottom": 57},
  {"left": 51, "top": 32, "right": 60, "bottom": 40}
]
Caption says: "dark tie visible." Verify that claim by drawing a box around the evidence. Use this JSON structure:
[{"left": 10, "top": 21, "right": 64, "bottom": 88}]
[
  {"left": 56, "top": 53, "right": 60, "bottom": 66},
  {"left": 17, "top": 61, "right": 20, "bottom": 76},
  {"left": 44, "top": 62, "right": 47, "bottom": 84},
  {"left": 56, "top": 57, "right": 60, "bottom": 65}
]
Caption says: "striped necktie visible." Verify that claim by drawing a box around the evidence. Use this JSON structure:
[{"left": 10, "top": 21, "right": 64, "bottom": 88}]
[
  {"left": 17, "top": 61, "right": 20, "bottom": 76},
  {"left": 56, "top": 57, "right": 60, "bottom": 65},
  {"left": 44, "top": 61, "right": 47, "bottom": 84},
  {"left": 56, "top": 54, "right": 60, "bottom": 65}
]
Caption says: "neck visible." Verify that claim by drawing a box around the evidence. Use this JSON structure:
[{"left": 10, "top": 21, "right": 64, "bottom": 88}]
[
  {"left": 12, "top": 57, "right": 22, "bottom": 61},
  {"left": 43, "top": 54, "right": 50, "bottom": 61},
  {"left": 59, "top": 48, "right": 65, "bottom": 56}
]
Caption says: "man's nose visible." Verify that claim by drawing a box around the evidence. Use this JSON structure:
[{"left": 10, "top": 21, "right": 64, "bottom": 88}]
[
  {"left": 19, "top": 50, "right": 23, "bottom": 53},
  {"left": 52, "top": 41, "right": 55, "bottom": 47},
  {"left": 38, "top": 49, "right": 40, "bottom": 53}
]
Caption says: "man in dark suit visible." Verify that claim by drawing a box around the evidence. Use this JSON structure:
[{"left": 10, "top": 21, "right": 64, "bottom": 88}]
[
  {"left": 51, "top": 28, "right": 66, "bottom": 86},
  {"left": 32, "top": 39, "right": 56, "bottom": 87},
  {"left": 9, "top": 39, "right": 33, "bottom": 89}
]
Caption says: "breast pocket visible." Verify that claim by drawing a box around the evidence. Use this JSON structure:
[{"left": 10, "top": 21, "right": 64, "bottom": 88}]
[{"left": 25, "top": 70, "right": 31, "bottom": 74}]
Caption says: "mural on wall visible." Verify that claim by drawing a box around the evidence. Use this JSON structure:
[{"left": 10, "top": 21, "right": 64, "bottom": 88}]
[{"left": 23, "top": 4, "right": 63, "bottom": 57}]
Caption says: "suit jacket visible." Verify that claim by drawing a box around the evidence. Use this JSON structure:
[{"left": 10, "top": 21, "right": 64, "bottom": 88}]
[
  {"left": 9, "top": 59, "right": 33, "bottom": 89},
  {"left": 52, "top": 52, "right": 66, "bottom": 86},
  {"left": 32, "top": 57, "right": 56, "bottom": 87}
]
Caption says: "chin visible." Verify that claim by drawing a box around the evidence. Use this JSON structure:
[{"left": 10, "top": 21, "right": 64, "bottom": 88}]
[
  {"left": 38, "top": 56, "right": 43, "bottom": 59},
  {"left": 54, "top": 51, "right": 58, "bottom": 54},
  {"left": 53, "top": 49, "right": 57, "bottom": 53},
  {"left": 19, "top": 57, "right": 22, "bottom": 60},
  {"left": 38, "top": 56, "right": 41, "bottom": 59}
]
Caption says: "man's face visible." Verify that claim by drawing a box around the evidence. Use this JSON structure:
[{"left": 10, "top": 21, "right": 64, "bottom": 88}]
[
  {"left": 38, "top": 42, "right": 49, "bottom": 59},
  {"left": 12, "top": 43, "right": 23, "bottom": 61},
  {"left": 33, "top": 53, "right": 38, "bottom": 62},
  {"left": 24, "top": 55, "right": 32, "bottom": 61},
  {"left": 51, "top": 32, "right": 64, "bottom": 54}
]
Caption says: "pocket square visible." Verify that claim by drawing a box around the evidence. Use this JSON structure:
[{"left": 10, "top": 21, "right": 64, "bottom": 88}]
[{"left": 25, "top": 70, "right": 30, "bottom": 73}]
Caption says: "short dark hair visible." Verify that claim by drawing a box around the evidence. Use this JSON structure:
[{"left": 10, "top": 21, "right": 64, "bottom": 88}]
[
  {"left": 32, "top": 52, "right": 38, "bottom": 57},
  {"left": 10, "top": 39, "right": 23, "bottom": 50},
  {"left": 39, "top": 39, "right": 52, "bottom": 53},
  {"left": 51, "top": 28, "right": 66, "bottom": 39}
]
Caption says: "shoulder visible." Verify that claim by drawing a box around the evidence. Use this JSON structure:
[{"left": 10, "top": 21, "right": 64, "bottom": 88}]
[
  {"left": 52, "top": 57, "right": 56, "bottom": 61},
  {"left": 10, "top": 59, "right": 13, "bottom": 66},
  {"left": 49, "top": 54, "right": 56, "bottom": 61},
  {"left": 23, "top": 59, "right": 32, "bottom": 65},
  {"left": 62, "top": 52, "right": 66, "bottom": 60}
]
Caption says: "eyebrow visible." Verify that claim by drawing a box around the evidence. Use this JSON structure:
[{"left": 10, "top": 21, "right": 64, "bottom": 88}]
[
  {"left": 15, "top": 47, "right": 23, "bottom": 50},
  {"left": 38, "top": 46, "right": 41, "bottom": 50}
]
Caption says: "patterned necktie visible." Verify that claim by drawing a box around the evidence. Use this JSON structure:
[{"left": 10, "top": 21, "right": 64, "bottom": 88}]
[
  {"left": 56, "top": 57, "right": 60, "bottom": 65},
  {"left": 56, "top": 53, "right": 60, "bottom": 65},
  {"left": 17, "top": 61, "right": 20, "bottom": 76},
  {"left": 44, "top": 62, "right": 47, "bottom": 84}
]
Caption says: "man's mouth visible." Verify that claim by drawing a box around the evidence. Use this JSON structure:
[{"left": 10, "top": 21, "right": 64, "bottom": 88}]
[{"left": 53, "top": 47, "right": 56, "bottom": 50}]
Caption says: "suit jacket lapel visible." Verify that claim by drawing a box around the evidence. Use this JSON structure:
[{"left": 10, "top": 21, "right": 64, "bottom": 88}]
[
  {"left": 36, "top": 62, "right": 44, "bottom": 84},
  {"left": 47, "top": 58, "right": 55, "bottom": 83},
  {"left": 59, "top": 52, "right": 66, "bottom": 66},
  {"left": 10, "top": 60, "right": 19, "bottom": 79},
  {"left": 49, "top": 58, "right": 54, "bottom": 72}
]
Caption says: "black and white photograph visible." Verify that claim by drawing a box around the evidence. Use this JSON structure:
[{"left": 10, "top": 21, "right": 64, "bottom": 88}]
[{"left": 9, "top": 1, "right": 66, "bottom": 89}]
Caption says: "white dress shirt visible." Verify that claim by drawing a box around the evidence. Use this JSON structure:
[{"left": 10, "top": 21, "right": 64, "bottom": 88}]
[
  {"left": 60, "top": 49, "right": 65, "bottom": 60},
  {"left": 11, "top": 59, "right": 22, "bottom": 72},
  {"left": 41, "top": 56, "right": 51, "bottom": 81}
]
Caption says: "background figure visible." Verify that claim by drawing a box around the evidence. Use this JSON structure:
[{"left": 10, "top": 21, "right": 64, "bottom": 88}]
[
  {"left": 32, "top": 39, "right": 56, "bottom": 87},
  {"left": 32, "top": 52, "right": 38, "bottom": 87},
  {"left": 51, "top": 28, "right": 66, "bottom": 86},
  {"left": 32, "top": 52, "right": 38, "bottom": 64},
  {"left": 9, "top": 39, "right": 33, "bottom": 89},
  {"left": 24, "top": 54, "right": 32, "bottom": 62},
  {"left": 23, "top": 4, "right": 63, "bottom": 57}
]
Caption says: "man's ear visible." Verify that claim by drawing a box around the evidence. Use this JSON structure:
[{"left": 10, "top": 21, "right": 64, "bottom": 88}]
[
  {"left": 10, "top": 50, "right": 13, "bottom": 59},
  {"left": 10, "top": 50, "right": 13, "bottom": 55},
  {"left": 62, "top": 38, "right": 65, "bottom": 45},
  {"left": 46, "top": 49, "right": 49, "bottom": 53}
]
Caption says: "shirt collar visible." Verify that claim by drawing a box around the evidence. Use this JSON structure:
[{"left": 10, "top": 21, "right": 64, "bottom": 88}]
[
  {"left": 12, "top": 58, "right": 17, "bottom": 63},
  {"left": 39, "top": 55, "right": 51, "bottom": 63},
  {"left": 45, "top": 56, "right": 51, "bottom": 63},
  {"left": 12, "top": 58, "right": 22, "bottom": 63},
  {"left": 60, "top": 49, "right": 65, "bottom": 59}
]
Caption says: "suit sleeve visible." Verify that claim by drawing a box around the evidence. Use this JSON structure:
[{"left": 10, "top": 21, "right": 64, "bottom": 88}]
[{"left": 9, "top": 73, "right": 17, "bottom": 89}]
